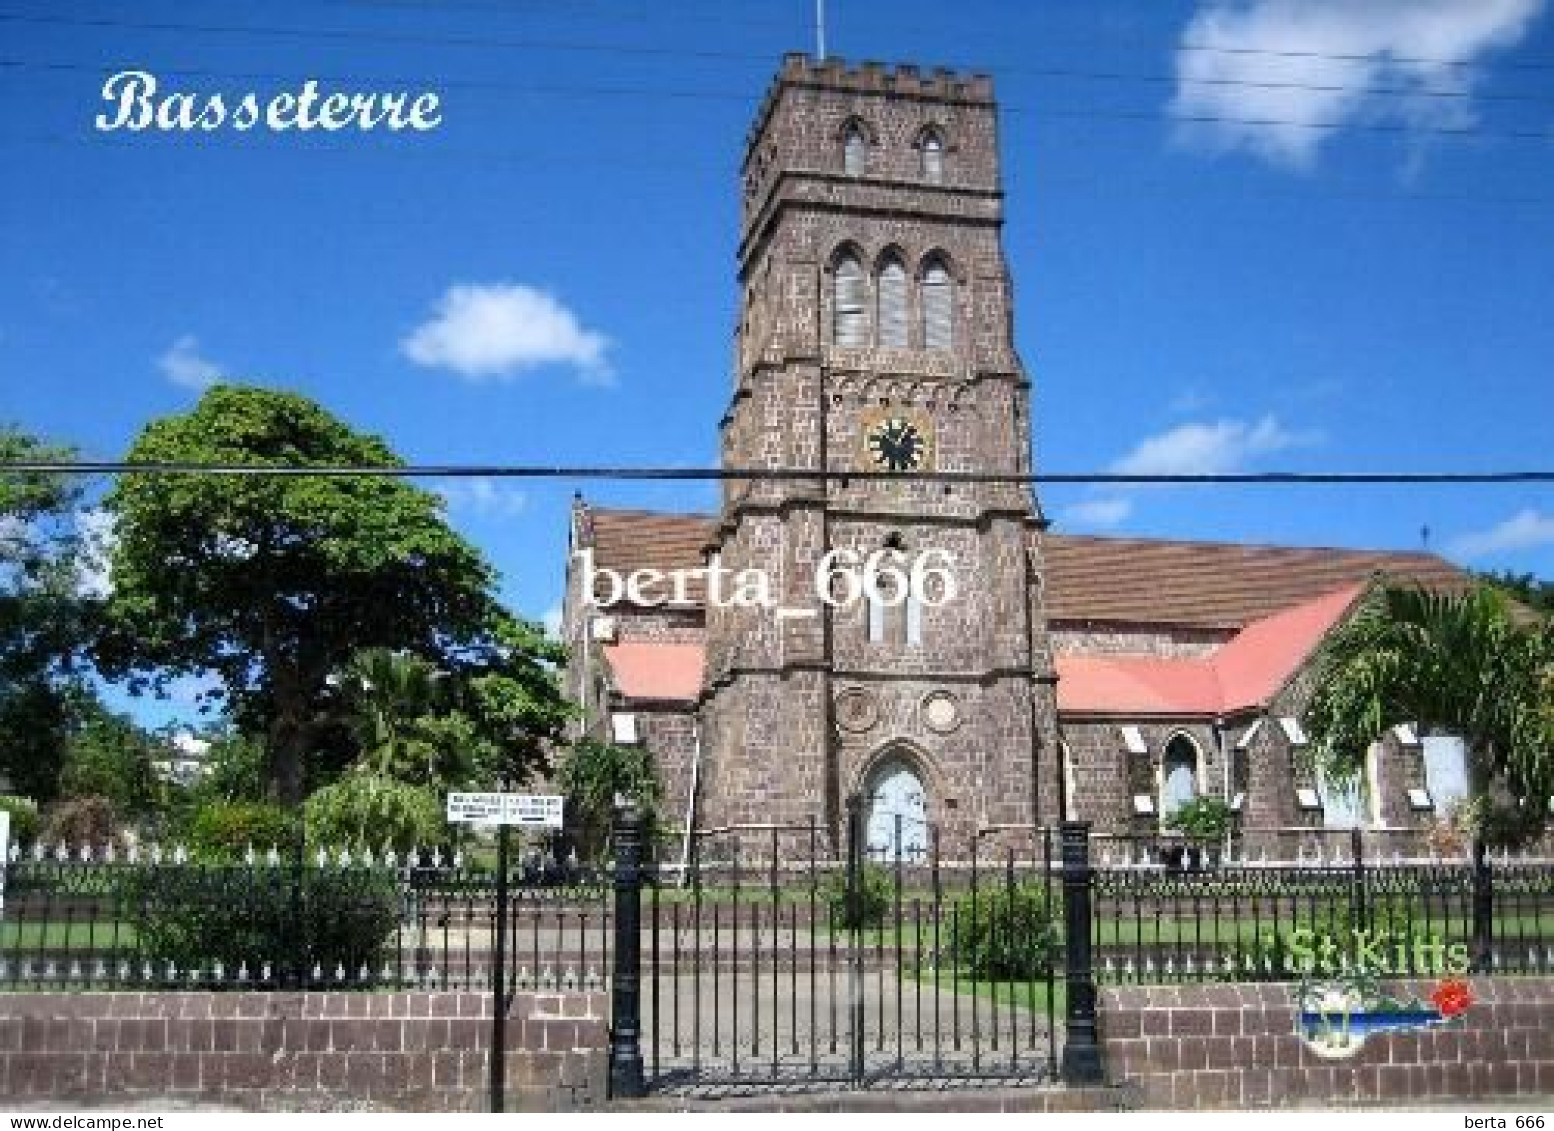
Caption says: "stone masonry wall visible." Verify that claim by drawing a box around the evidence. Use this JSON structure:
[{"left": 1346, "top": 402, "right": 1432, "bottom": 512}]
[
  {"left": 1099, "top": 978, "right": 1554, "bottom": 1109},
  {"left": 0, "top": 990, "right": 608, "bottom": 1112}
]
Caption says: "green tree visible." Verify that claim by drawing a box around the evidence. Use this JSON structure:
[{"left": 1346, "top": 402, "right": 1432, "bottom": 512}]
[
  {"left": 58, "top": 701, "right": 159, "bottom": 814},
  {"left": 554, "top": 738, "right": 661, "bottom": 857},
  {"left": 0, "top": 427, "right": 97, "bottom": 800},
  {"left": 1474, "top": 570, "right": 1554, "bottom": 616},
  {"left": 1305, "top": 583, "right": 1553, "bottom": 848},
  {"left": 337, "top": 647, "right": 447, "bottom": 780},
  {"left": 93, "top": 386, "right": 553, "bottom": 805}
]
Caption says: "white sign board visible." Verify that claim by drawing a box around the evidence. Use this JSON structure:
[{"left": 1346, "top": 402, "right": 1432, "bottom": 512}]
[
  {"left": 505, "top": 794, "right": 564, "bottom": 828},
  {"left": 446, "top": 793, "right": 564, "bottom": 828}
]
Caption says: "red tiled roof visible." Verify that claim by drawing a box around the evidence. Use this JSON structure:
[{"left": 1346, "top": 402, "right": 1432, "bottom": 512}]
[
  {"left": 1055, "top": 584, "right": 1362, "bottom": 715},
  {"left": 581, "top": 506, "right": 1467, "bottom": 629},
  {"left": 1043, "top": 534, "right": 1463, "bottom": 628},
  {"left": 602, "top": 641, "right": 704, "bottom": 702}
]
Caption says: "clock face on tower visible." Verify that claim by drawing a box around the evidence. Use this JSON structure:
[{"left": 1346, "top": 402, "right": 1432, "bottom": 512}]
[{"left": 864, "top": 414, "right": 931, "bottom": 472}]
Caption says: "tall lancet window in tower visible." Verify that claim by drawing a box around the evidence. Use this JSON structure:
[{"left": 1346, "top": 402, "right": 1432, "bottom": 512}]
[
  {"left": 877, "top": 257, "right": 909, "bottom": 348},
  {"left": 920, "top": 130, "right": 944, "bottom": 183},
  {"left": 922, "top": 258, "right": 954, "bottom": 351},
  {"left": 833, "top": 254, "right": 869, "bottom": 347},
  {"left": 843, "top": 123, "right": 867, "bottom": 175}
]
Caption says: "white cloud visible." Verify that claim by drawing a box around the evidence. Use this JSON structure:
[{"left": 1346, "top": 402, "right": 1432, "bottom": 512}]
[
  {"left": 157, "top": 334, "right": 224, "bottom": 391},
  {"left": 542, "top": 603, "right": 564, "bottom": 639},
  {"left": 1060, "top": 498, "right": 1134, "bottom": 529},
  {"left": 436, "top": 478, "right": 530, "bottom": 519},
  {"left": 1110, "top": 415, "right": 1317, "bottom": 477},
  {"left": 401, "top": 283, "right": 613, "bottom": 384},
  {"left": 74, "top": 509, "right": 116, "bottom": 599},
  {"left": 1170, "top": 0, "right": 1544, "bottom": 168},
  {"left": 1448, "top": 508, "right": 1554, "bottom": 559}
]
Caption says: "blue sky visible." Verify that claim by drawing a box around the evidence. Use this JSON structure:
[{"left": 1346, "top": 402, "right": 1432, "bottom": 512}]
[{"left": 2, "top": 0, "right": 1551, "bottom": 726}]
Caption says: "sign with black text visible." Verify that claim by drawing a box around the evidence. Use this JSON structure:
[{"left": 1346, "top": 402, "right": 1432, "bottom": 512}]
[{"left": 445, "top": 792, "right": 564, "bottom": 828}]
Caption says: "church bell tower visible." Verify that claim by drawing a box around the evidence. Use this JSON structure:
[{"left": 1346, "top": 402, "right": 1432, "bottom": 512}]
[{"left": 697, "top": 54, "right": 1061, "bottom": 852}]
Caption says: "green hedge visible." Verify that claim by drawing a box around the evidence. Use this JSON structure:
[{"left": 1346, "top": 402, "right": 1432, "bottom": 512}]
[
  {"left": 122, "top": 865, "right": 401, "bottom": 981},
  {"left": 184, "top": 801, "right": 299, "bottom": 858}
]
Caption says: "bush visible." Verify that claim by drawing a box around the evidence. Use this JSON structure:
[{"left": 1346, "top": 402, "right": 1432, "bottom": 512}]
[
  {"left": 0, "top": 795, "right": 40, "bottom": 848},
  {"left": 38, "top": 795, "right": 120, "bottom": 849},
  {"left": 123, "top": 864, "right": 401, "bottom": 980},
  {"left": 824, "top": 862, "right": 895, "bottom": 930},
  {"left": 184, "top": 801, "right": 299, "bottom": 858},
  {"left": 949, "top": 884, "right": 1058, "bottom": 980},
  {"left": 1163, "top": 796, "right": 1235, "bottom": 844},
  {"left": 304, "top": 775, "right": 443, "bottom": 854}
]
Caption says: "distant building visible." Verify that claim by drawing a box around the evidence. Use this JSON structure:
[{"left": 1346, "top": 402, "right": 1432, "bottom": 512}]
[
  {"left": 154, "top": 732, "right": 211, "bottom": 787},
  {"left": 560, "top": 55, "right": 1472, "bottom": 859}
]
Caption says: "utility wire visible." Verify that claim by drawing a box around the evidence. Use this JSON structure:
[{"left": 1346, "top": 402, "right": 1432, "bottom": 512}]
[
  {"left": 314, "top": 0, "right": 1554, "bottom": 70},
  {"left": 5, "top": 58, "right": 1553, "bottom": 143},
  {"left": 4, "top": 462, "right": 1551, "bottom": 486},
  {"left": 4, "top": 10, "right": 1552, "bottom": 106}
]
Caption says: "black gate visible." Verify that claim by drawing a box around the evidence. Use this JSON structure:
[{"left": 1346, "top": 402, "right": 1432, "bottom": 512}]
[{"left": 619, "top": 798, "right": 1068, "bottom": 1093}]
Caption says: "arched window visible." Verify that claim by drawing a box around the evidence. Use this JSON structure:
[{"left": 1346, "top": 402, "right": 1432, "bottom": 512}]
[
  {"left": 866, "top": 756, "right": 929, "bottom": 861},
  {"left": 922, "top": 258, "right": 954, "bottom": 351},
  {"left": 843, "top": 124, "right": 867, "bottom": 175},
  {"left": 833, "top": 253, "right": 868, "bottom": 347},
  {"left": 877, "top": 257, "right": 908, "bottom": 348},
  {"left": 1161, "top": 735, "right": 1199, "bottom": 819},
  {"left": 921, "top": 131, "right": 944, "bottom": 183}
]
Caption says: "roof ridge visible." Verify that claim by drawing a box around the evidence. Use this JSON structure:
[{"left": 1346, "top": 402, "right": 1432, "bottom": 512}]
[{"left": 1047, "top": 531, "right": 1453, "bottom": 562}]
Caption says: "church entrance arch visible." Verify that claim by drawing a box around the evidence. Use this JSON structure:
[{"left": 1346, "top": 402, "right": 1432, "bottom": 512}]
[{"left": 863, "top": 750, "right": 930, "bottom": 861}]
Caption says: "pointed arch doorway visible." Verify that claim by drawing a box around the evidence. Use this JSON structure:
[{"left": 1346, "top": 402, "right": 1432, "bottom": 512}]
[{"left": 864, "top": 751, "right": 930, "bottom": 861}]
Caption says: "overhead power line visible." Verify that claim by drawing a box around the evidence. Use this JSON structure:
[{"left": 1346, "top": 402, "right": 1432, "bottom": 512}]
[
  {"left": 315, "top": 0, "right": 1554, "bottom": 70},
  {"left": 5, "top": 58, "right": 1553, "bottom": 144},
  {"left": 4, "top": 462, "right": 1551, "bottom": 486},
  {"left": 3, "top": 10, "right": 1552, "bottom": 106}
]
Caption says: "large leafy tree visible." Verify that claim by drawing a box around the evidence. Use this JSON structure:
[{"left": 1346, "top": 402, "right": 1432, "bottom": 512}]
[
  {"left": 336, "top": 621, "right": 573, "bottom": 791},
  {"left": 94, "top": 386, "right": 560, "bottom": 804},
  {"left": 0, "top": 427, "right": 97, "bottom": 799},
  {"left": 1305, "top": 583, "right": 1553, "bottom": 848}
]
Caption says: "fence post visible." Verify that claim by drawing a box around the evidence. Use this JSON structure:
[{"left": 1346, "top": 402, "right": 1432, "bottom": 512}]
[
  {"left": 845, "top": 792, "right": 865, "bottom": 1085},
  {"left": 1470, "top": 838, "right": 1493, "bottom": 974},
  {"left": 1350, "top": 826, "right": 1367, "bottom": 934},
  {"left": 608, "top": 800, "right": 646, "bottom": 1098},
  {"left": 1060, "top": 821, "right": 1104, "bottom": 1084}
]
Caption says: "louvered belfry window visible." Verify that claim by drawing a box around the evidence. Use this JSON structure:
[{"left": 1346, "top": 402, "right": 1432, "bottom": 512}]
[
  {"left": 877, "top": 258, "right": 908, "bottom": 348},
  {"left": 922, "top": 260, "right": 954, "bottom": 351},
  {"left": 843, "top": 125, "right": 866, "bottom": 175},
  {"left": 833, "top": 254, "right": 868, "bottom": 347},
  {"left": 921, "top": 133, "right": 944, "bottom": 182}
]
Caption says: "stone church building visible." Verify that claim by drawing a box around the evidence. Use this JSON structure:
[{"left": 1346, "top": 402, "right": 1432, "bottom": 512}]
[{"left": 558, "top": 54, "right": 1471, "bottom": 859}]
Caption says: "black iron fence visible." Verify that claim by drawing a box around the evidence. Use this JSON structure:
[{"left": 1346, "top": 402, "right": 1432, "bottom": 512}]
[
  {"left": 2, "top": 820, "right": 1551, "bottom": 1097},
  {"left": 0, "top": 846, "right": 612, "bottom": 992},
  {"left": 1091, "top": 834, "right": 1554, "bottom": 984},
  {"left": 618, "top": 805, "right": 1064, "bottom": 1094}
]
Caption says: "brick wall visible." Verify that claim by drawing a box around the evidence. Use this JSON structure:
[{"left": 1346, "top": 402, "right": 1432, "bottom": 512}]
[
  {"left": 0, "top": 990, "right": 608, "bottom": 1112},
  {"left": 1100, "top": 979, "right": 1554, "bottom": 1109}
]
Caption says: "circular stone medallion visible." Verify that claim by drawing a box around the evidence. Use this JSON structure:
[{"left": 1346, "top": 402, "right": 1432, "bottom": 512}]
[{"left": 921, "top": 691, "right": 961, "bottom": 734}]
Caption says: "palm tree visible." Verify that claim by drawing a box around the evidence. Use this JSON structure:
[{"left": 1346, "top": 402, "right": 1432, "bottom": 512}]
[
  {"left": 1305, "top": 583, "right": 1552, "bottom": 848},
  {"left": 338, "top": 648, "right": 445, "bottom": 781}
]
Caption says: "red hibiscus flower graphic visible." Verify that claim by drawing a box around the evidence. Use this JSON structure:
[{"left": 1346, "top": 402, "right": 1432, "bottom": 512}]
[{"left": 1431, "top": 978, "right": 1474, "bottom": 1018}]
